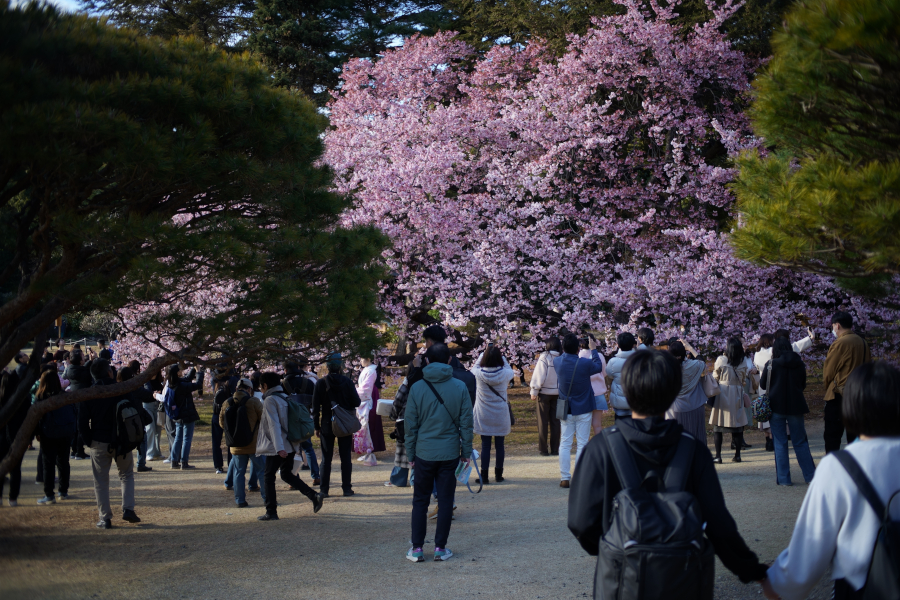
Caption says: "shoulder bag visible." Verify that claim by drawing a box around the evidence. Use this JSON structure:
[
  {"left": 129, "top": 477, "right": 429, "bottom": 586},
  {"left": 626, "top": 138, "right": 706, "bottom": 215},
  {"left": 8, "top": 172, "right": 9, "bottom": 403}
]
[
  {"left": 324, "top": 375, "right": 361, "bottom": 437},
  {"left": 556, "top": 358, "right": 578, "bottom": 421},
  {"left": 751, "top": 361, "right": 773, "bottom": 423},
  {"left": 702, "top": 367, "right": 721, "bottom": 408}
]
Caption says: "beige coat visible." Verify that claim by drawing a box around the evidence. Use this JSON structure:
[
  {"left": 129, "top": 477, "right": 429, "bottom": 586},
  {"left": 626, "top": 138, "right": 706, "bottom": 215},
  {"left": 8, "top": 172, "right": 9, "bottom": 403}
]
[
  {"left": 218, "top": 390, "right": 263, "bottom": 455},
  {"left": 709, "top": 356, "right": 749, "bottom": 429}
]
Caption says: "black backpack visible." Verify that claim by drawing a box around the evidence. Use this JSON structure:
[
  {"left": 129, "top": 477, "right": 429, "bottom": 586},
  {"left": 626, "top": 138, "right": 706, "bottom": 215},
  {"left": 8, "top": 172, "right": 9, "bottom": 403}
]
[
  {"left": 223, "top": 395, "right": 256, "bottom": 448},
  {"left": 115, "top": 398, "right": 144, "bottom": 457},
  {"left": 834, "top": 451, "right": 900, "bottom": 600},
  {"left": 598, "top": 427, "right": 715, "bottom": 600}
]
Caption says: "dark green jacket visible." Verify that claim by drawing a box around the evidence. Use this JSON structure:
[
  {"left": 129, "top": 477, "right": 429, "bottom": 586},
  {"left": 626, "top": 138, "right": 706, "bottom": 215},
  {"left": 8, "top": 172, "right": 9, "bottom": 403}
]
[{"left": 405, "top": 363, "right": 474, "bottom": 462}]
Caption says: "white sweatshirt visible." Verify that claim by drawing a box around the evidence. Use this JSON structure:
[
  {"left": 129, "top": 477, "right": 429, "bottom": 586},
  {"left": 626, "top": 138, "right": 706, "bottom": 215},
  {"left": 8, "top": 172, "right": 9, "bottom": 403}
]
[
  {"left": 767, "top": 437, "right": 900, "bottom": 599},
  {"left": 530, "top": 351, "right": 560, "bottom": 396}
]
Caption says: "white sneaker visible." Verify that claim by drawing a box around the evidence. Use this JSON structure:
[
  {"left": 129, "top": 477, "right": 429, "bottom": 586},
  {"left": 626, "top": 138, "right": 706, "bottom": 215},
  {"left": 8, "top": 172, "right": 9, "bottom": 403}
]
[
  {"left": 8, "top": 500, "right": 17, "bottom": 507},
  {"left": 163, "top": 458, "right": 171, "bottom": 464}
]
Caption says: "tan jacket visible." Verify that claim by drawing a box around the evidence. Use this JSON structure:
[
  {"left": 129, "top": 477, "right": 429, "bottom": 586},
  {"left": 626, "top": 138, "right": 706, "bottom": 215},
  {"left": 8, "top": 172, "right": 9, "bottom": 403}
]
[
  {"left": 823, "top": 330, "right": 871, "bottom": 401},
  {"left": 218, "top": 390, "right": 263, "bottom": 455}
]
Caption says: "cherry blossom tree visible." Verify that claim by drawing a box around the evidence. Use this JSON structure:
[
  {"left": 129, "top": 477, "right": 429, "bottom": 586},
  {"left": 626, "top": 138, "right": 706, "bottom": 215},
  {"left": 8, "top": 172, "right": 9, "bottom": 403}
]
[{"left": 325, "top": 0, "right": 900, "bottom": 362}]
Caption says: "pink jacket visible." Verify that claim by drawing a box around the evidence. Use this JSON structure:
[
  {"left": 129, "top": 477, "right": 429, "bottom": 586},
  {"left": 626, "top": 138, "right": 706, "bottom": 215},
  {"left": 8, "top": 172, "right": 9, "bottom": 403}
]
[{"left": 578, "top": 349, "right": 607, "bottom": 396}]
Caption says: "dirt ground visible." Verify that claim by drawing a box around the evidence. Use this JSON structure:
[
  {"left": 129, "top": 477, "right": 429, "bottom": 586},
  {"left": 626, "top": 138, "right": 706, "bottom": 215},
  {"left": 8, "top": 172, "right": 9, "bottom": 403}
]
[{"left": 0, "top": 414, "right": 837, "bottom": 600}]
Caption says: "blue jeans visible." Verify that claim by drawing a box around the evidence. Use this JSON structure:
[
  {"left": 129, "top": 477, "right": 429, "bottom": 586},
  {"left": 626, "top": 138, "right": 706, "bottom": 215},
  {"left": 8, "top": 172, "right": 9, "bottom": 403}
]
[
  {"left": 232, "top": 454, "right": 267, "bottom": 505},
  {"left": 770, "top": 413, "right": 816, "bottom": 485},
  {"left": 170, "top": 421, "right": 195, "bottom": 464},
  {"left": 225, "top": 455, "right": 260, "bottom": 489},
  {"left": 299, "top": 439, "right": 320, "bottom": 479}
]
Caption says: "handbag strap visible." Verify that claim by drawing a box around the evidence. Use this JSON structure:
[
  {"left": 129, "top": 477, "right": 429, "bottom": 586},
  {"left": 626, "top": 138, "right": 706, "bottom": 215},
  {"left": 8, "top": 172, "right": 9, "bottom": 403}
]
[
  {"left": 423, "top": 380, "right": 460, "bottom": 431},
  {"left": 563, "top": 356, "right": 578, "bottom": 400}
]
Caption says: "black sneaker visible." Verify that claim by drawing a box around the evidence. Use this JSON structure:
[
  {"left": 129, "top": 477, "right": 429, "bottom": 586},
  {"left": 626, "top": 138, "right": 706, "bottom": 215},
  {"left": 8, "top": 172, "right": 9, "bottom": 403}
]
[
  {"left": 96, "top": 519, "right": 112, "bottom": 529},
  {"left": 312, "top": 493, "right": 324, "bottom": 514},
  {"left": 257, "top": 513, "right": 279, "bottom": 521},
  {"left": 301, "top": 464, "right": 310, "bottom": 471},
  {"left": 171, "top": 462, "right": 180, "bottom": 469},
  {"left": 122, "top": 509, "right": 141, "bottom": 523},
  {"left": 237, "top": 502, "right": 249, "bottom": 508},
  {"left": 248, "top": 486, "right": 260, "bottom": 493},
  {"left": 137, "top": 466, "right": 152, "bottom": 472},
  {"left": 180, "top": 463, "right": 195, "bottom": 470},
  {"left": 343, "top": 490, "right": 355, "bottom": 497}
]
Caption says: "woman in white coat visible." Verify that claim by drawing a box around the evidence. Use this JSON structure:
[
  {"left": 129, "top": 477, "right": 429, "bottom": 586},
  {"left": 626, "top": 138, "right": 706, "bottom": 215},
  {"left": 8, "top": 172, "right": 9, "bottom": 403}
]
[
  {"left": 471, "top": 346, "right": 514, "bottom": 484},
  {"left": 762, "top": 361, "right": 900, "bottom": 600},
  {"left": 710, "top": 337, "right": 749, "bottom": 464}
]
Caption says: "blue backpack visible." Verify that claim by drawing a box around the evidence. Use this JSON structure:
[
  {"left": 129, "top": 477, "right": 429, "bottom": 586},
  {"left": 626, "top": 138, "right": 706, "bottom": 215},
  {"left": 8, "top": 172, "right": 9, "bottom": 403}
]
[{"left": 162, "top": 386, "right": 180, "bottom": 420}]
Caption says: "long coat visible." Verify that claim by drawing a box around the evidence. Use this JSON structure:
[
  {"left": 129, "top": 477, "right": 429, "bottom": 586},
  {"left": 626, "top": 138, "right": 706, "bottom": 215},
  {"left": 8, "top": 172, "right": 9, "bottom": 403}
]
[
  {"left": 709, "top": 356, "right": 749, "bottom": 429},
  {"left": 471, "top": 356, "right": 513, "bottom": 437}
]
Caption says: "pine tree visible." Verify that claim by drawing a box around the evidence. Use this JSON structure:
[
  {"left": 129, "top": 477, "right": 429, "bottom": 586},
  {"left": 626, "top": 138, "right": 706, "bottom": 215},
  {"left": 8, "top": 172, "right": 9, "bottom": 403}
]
[
  {"left": 0, "top": 0, "right": 388, "bottom": 468},
  {"left": 729, "top": 0, "right": 900, "bottom": 287}
]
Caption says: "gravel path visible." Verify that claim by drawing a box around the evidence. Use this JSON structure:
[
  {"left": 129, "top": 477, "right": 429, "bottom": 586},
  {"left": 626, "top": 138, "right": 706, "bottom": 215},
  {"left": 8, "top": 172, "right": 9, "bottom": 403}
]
[{"left": 0, "top": 423, "right": 836, "bottom": 600}]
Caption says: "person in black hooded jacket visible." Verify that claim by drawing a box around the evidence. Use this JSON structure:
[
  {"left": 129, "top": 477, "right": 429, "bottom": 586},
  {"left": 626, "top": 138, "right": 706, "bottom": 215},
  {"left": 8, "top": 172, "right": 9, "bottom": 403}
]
[
  {"left": 761, "top": 337, "right": 816, "bottom": 486},
  {"left": 64, "top": 351, "right": 92, "bottom": 459},
  {"left": 568, "top": 350, "right": 769, "bottom": 598}
]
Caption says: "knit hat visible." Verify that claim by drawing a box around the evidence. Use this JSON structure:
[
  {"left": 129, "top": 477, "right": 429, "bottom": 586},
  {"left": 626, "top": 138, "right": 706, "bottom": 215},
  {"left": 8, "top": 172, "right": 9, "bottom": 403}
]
[{"left": 326, "top": 352, "right": 343, "bottom": 371}]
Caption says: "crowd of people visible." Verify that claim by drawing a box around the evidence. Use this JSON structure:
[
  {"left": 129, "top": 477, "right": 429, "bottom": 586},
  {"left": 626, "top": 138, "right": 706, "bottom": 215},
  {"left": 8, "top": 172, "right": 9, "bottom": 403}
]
[{"left": 1, "top": 311, "right": 897, "bottom": 599}]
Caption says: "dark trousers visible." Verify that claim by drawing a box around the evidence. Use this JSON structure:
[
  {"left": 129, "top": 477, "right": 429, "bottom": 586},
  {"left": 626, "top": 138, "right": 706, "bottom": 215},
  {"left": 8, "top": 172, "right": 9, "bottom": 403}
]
[
  {"left": 411, "top": 458, "right": 457, "bottom": 549},
  {"left": 833, "top": 579, "right": 865, "bottom": 600},
  {"left": 481, "top": 435, "right": 505, "bottom": 473},
  {"left": 824, "top": 394, "right": 857, "bottom": 453},
  {"left": 319, "top": 425, "right": 353, "bottom": 494},
  {"left": 264, "top": 453, "right": 316, "bottom": 516},
  {"left": 536, "top": 394, "right": 560, "bottom": 454},
  {"left": 35, "top": 446, "right": 43, "bottom": 481},
  {"left": 0, "top": 441, "right": 23, "bottom": 501},
  {"left": 70, "top": 431, "right": 86, "bottom": 457},
  {"left": 41, "top": 436, "right": 70, "bottom": 497},
  {"left": 210, "top": 416, "right": 231, "bottom": 470}
]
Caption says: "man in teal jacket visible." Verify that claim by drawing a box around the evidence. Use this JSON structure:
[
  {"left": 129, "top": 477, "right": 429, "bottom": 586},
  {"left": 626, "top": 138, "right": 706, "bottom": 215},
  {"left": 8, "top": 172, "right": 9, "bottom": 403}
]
[{"left": 405, "top": 343, "right": 474, "bottom": 563}]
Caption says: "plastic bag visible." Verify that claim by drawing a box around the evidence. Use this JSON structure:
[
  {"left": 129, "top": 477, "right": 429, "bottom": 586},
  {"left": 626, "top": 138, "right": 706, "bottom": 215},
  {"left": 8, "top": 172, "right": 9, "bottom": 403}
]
[{"left": 292, "top": 454, "right": 303, "bottom": 476}]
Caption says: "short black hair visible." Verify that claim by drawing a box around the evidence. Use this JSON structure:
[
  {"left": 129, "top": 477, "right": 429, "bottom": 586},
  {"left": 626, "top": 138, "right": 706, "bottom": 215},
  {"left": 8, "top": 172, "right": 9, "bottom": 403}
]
[
  {"left": 843, "top": 361, "right": 900, "bottom": 437},
  {"left": 562, "top": 333, "right": 580, "bottom": 355},
  {"left": 90, "top": 358, "right": 111, "bottom": 381},
  {"left": 423, "top": 325, "right": 447, "bottom": 344},
  {"left": 259, "top": 371, "right": 282, "bottom": 389},
  {"left": 428, "top": 343, "right": 451, "bottom": 365},
  {"left": 545, "top": 337, "right": 561, "bottom": 353},
  {"left": 772, "top": 337, "right": 792, "bottom": 359},
  {"left": 831, "top": 311, "right": 853, "bottom": 329},
  {"left": 637, "top": 327, "right": 655, "bottom": 346},
  {"left": 617, "top": 332, "right": 636, "bottom": 352},
  {"left": 621, "top": 350, "right": 682, "bottom": 416},
  {"left": 773, "top": 329, "right": 790, "bottom": 340},
  {"left": 283, "top": 360, "right": 299, "bottom": 372},
  {"left": 166, "top": 364, "right": 181, "bottom": 383}
]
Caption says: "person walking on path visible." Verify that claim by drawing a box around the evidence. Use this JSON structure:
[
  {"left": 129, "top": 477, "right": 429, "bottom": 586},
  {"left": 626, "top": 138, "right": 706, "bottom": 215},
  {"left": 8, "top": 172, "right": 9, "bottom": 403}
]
[
  {"left": 78, "top": 359, "right": 149, "bottom": 529},
  {"left": 710, "top": 338, "right": 750, "bottom": 464},
  {"left": 763, "top": 361, "right": 900, "bottom": 600},
  {"left": 569, "top": 350, "right": 771, "bottom": 599},
  {"left": 578, "top": 339, "right": 608, "bottom": 435},
  {"left": 664, "top": 340, "right": 708, "bottom": 441},
  {"left": 34, "top": 370, "right": 75, "bottom": 505},
  {"left": 282, "top": 360, "right": 321, "bottom": 485},
  {"left": 219, "top": 378, "right": 266, "bottom": 508},
  {"left": 607, "top": 332, "right": 638, "bottom": 420},
  {"left": 164, "top": 364, "right": 204, "bottom": 470},
  {"left": 555, "top": 333, "right": 605, "bottom": 488},
  {"left": 530, "top": 337, "right": 562, "bottom": 456},
  {"left": 761, "top": 337, "right": 816, "bottom": 486},
  {"left": 255, "top": 372, "right": 323, "bottom": 521},
  {"left": 471, "top": 346, "right": 513, "bottom": 484},
  {"left": 822, "top": 311, "right": 871, "bottom": 453},
  {"left": 405, "top": 343, "right": 473, "bottom": 563},
  {"left": 117, "top": 367, "right": 154, "bottom": 473},
  {"left": 312, "top": 354, "right": 362, "bottom": 497}
]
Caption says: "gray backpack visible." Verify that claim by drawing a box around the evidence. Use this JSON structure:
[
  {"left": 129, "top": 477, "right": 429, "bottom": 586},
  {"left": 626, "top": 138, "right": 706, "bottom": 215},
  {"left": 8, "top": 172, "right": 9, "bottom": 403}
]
[{"left": 597, "top": 427, "right": 715, "bottom": 600}]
